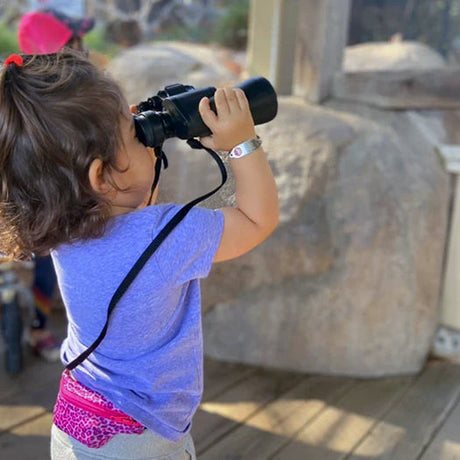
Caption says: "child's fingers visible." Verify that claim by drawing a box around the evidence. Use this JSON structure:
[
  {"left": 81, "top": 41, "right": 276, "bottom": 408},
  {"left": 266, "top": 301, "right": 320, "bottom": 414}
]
[
  {"left": 129, "top": 104, "right": 137, "bottom": 114},
  {"left": 214, "top": 88, "right": 230, "bottom": 116},
  {"left": 199, "top": 97, "right": 218, "bottom": 131},
  {"left": 199, "top": 135, "right": 216, "bottom": 150},
  {"left": 235, "top": 88, "right": 249, "bottom": 112},
  {"left": 224, "top": 87, "right": 240, "bottom": 111}
]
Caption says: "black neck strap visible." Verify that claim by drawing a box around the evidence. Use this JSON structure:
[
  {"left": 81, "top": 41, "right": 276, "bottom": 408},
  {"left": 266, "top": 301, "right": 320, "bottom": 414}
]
[
  {"left": 66, "top": 139, "right": 227, "bottom": 371},
  {"left": 146, "top": 146, "right": 168, "bottom": 206}
]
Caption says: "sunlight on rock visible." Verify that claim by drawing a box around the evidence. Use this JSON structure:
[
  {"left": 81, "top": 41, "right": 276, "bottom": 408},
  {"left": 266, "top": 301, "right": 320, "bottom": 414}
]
[{"left": 441, "top": 440, "right": 460, "bottom": 457}]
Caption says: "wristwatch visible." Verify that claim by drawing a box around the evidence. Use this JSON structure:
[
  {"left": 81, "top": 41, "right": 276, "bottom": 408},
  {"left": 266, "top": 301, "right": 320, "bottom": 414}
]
[{"left": 229, "top": 136, "right": 262, "bottom": 159}]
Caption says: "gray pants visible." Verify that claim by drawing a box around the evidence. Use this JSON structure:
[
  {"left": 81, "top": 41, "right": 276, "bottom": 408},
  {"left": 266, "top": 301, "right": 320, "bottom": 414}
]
[{"left": 51, "top": 424, "right": 196, "bottom": 460}]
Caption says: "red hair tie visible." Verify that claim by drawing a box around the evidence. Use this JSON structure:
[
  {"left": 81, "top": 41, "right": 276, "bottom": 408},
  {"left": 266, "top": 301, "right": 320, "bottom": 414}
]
[{"left": 4, "top": 54, "right": 23, "bottom": 67}]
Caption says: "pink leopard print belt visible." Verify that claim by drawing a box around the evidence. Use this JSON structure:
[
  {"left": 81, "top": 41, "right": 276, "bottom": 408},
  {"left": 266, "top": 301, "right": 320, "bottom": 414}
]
[{"left": 53, "top": 370, "right": 145, "bottom": 448}]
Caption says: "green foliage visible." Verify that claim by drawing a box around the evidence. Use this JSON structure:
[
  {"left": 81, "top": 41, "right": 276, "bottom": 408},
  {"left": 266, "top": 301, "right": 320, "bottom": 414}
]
[
  {"left": 213, "top": 0, "right": 249, "bottom": 50},
  {"left": 153, "top": 24, "right": 212, "bottom": 44},
  {"left": 0, "top": 25, "right": 19, "bottom": 57},
  {"left": 153, "top": 1, "right": 250, "bottom": 50},
  {"left": 84, "top": 26, "right": 121, "bottom": 57}
]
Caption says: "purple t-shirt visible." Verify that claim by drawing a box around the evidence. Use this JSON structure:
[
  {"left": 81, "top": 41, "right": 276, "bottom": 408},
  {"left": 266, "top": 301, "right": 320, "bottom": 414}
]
[{"left": 51, "top": 204, "right": 224, "bottom": 442}]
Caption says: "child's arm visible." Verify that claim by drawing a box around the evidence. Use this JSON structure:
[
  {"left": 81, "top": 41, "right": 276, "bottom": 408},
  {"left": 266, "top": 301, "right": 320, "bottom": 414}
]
[{"left": 199, "top": 87, "right": 279, "bottom": 263}]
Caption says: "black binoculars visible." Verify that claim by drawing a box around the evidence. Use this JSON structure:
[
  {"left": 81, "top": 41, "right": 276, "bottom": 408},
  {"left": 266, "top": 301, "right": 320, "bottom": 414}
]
[{"left": 133, "top": 76, "right": 278, "bottom": 148}]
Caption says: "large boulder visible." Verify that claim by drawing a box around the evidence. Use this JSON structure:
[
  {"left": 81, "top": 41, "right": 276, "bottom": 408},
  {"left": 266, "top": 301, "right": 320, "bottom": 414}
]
[
  {"left": 343, "top": 41, "right": 446, "bottom": 72},
  {"left": 107, "top": 41, "right": 241, "bottom": 104},
  {"left": 336, "top": 42, "right": 458, "bottom": 110},
  {"left": 108, "top": 43, "right": 450, "bottom": 376},
  {"left": 202, "top": 98, "right": 449, "bottom": 377}
]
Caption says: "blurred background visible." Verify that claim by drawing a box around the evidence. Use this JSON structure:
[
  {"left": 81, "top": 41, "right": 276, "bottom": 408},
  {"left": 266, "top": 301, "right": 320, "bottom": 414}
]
[{"left": 0, "top": 1, "right": 458, "bottom": 58}]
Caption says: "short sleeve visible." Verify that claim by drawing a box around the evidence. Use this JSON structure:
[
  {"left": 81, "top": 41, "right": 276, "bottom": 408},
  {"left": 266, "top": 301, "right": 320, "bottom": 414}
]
[{"left": 154, "top": 206, "right": 224, "bottom": 286}]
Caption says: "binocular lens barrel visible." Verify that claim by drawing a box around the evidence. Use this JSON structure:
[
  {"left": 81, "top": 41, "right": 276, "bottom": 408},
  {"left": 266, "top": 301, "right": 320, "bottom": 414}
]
[
  {"left": 134, "top": 76, "right": 278, "bottom": 148},
  {"left": 234, "top": 77, "right": 278, "bottom": 126}
]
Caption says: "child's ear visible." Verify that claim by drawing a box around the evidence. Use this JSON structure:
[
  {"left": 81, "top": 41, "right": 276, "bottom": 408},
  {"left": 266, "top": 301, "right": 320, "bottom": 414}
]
[{"left": 88, "top": 158, "right": 113, "bottom": 195}]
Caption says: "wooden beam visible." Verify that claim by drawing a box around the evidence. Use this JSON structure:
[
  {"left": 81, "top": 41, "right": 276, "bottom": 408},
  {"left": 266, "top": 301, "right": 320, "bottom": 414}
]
[
  {"left": 437, "top": 144, "right": 460, "bottom": 331},
  {"left": 333, "top": 68, "right": 460, "bottom": 109},
  {"left": 294, "top": 0, "right": 352, "bottom": 103},
  {"left": 247, "top": 0, "right": 298, "bottom": 95}
]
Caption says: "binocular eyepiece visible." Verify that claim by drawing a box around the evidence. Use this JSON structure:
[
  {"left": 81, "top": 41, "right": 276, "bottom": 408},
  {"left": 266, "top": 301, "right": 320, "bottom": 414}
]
[{"left": 133, "top": 77, "right": 278, "bottom": 148}]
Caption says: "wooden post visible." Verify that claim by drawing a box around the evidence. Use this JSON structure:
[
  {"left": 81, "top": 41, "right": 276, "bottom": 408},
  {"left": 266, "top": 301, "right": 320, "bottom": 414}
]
[
  {"left": 437, "top": 145, "right": 460, "bottom": 330},
  {"left": 247, "top": 0, "right": 299, "bottom": 95},
  {"left": 294, "top": 0, "right": 351, "bottom": 103}
]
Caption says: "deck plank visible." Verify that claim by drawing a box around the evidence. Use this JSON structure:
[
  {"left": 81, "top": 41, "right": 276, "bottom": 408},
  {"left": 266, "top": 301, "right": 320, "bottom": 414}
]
[
  {"left": 419, "top": 396, "right": 460, "bottom": 460},
  {"left": 348, "top": 361, "right": 460, "bottom": 460},
  {"left": 271, "top": 376, "right": 413, "bottom": 460},
  {"left": 0, "top": 311, "right": 65, "bottom": 403},
  {"left": 0, "top": 412, "right": 53, "bottom": 460},
  {"left": 192, "top": 369, "right": 302, "bottom": 454},
  {"left": 0, "top": 359, "right": 61, "bottom": 403},
  {"left": 202, "top": 357, "right": 257, "bottom": 400},
  {"left": 2, "top": 346, "right": 460, "bottom": 460},
  {"left": 0, "top": 375, "right": 58, "bottom": 433},
  {"left": 199, "top": 375, "right": 355, "bottom": 460}
]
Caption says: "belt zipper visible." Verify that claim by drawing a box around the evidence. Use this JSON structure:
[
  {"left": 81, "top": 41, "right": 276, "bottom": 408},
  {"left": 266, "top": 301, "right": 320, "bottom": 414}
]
[{"left": 59, "top": 377, "right": 142, "bottom": 426}]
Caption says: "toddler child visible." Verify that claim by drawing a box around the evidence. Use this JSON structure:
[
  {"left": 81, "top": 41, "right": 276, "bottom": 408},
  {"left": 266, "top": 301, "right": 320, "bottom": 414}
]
[
  {"left": 0, "top": 50, "right": 278, "bottom": 459},
  {"left": 18, "top": 6, "right": 96, "bottom": 361}
]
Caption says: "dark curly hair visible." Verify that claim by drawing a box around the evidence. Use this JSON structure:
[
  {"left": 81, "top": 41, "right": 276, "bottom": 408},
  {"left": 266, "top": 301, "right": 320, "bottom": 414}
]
[{"left": 0, "top": 51, "right": 127, "bottom": 259}]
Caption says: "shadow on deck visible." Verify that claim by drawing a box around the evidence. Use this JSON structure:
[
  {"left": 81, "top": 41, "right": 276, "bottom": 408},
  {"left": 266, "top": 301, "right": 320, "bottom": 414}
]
[{"left": 1, "top": 311, "right": 459, "bottom": 460}]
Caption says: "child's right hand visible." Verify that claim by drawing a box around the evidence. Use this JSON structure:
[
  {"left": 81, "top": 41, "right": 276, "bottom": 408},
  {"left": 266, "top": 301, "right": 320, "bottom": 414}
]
[
  {"left": 198, "top": 87, "right": 257, "bottom": 152},
  {"left": 198, "top": 89, "right": 279, "bottom": 264}
]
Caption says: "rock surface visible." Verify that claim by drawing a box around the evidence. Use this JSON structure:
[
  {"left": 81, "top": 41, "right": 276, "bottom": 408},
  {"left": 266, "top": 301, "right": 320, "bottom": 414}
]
[
  {"left": 343, "top": 41, "right": 446, "bottom": 72},
  {"left": 108, "top": 42, "right": 450, "bottom": 377},
  {"left": 202, "top": 99, "right": 450, "bottom": 377},
  {"left": 107, "top": 41, "right": 242, "bottom": 104},
  {"left": 333, "top": 67, "right": 460, "bottom": 109}
]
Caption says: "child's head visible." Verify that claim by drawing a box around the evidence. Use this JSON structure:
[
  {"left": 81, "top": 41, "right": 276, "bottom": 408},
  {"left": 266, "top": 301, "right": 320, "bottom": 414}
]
[{"left": 0, "top": 51, "right": 128, "bottom": 259}]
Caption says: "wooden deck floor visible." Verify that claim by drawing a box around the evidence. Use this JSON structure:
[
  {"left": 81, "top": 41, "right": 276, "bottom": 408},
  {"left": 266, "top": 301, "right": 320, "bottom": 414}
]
[{"left": 1, "top": 312, "right": 460, "bottom": 459}]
